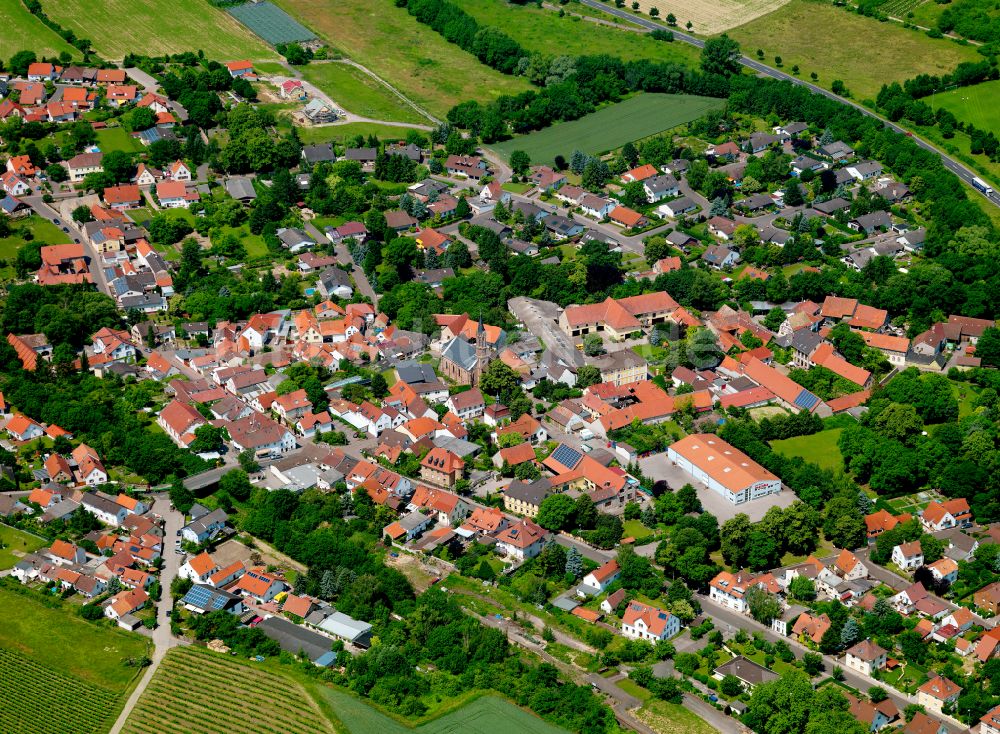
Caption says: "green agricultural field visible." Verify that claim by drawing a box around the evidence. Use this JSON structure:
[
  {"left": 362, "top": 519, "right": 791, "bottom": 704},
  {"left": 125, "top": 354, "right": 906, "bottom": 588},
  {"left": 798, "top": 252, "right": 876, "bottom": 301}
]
[
  {"left": 40, "top": 0, "right": 276, "bottom": 61},
  {"left": 770, "top": 427, "right": 845, "bottom": 472},
  {"left": 450, "top": 0, "right": 699, "bottom": 66},
  {"left": 492, "top": 93, "right": 724, "bottom": 164},
  {"left": 0, "top": 586, "right": 150, "bottom": 689},
  {"left": 122, "top": 647, "right": 337, "bottom": 734},
  {"left": 0, "top": 524, "right": 47, "bottom": 569},
  {"left": 0, "top": 0, "right": 78, "bottom": 60},
  {"left": 319, "top": 689, "right": 570, "bottom": 734},
  {"left": 727, "top": 0, "right": 980, "bottom": 100},
  {"left": 300, "top": 63, "right": 430, "bottom": 124},
  {"left": 0, "top": 647, "right": 120, "bottom": 734},
  {"left": 276, "top": 0, "right": 531, "bottom": 117}
]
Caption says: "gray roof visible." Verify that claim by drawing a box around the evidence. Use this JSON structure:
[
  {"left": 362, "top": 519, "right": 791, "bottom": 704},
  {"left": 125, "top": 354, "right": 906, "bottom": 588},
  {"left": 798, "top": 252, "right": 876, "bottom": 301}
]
[
  {"left": 318, "top": 266, "right": 351, "bottom": 289},
  {"left": 644, "top": 175, "right": 678, "bottom": 194},
  {"left": 344, "top": 147, "right": 377, "bottom": 162},
  {"left": 813, "top": 197, "right": 849, "bottom": 214},
  {"left": 317, "top": 611, "right": 372, "bottom": 643},
  {"left": 663, "top": 196, "right": 695, "bottom": 213},
  {"left": 302, "top": 143, "right": 336, "bottom": 164},
  {"left": 396, "top": 361, "right": 437, "bottom": 385},
  {"left": 440, "top": 337, "right": 479, "bottom": 372},
  {"left": 504, "top": 478, "right": 552, "bottom": 508},
  {"left": 258, "top": 616, "right": 334, "bottom": 662},
  {"left": 277, "top": 228, "right": 315, "bottom": 248},
  {"left": 714, "top": 656, "right": 779, "bottom": 686},
  {"left": 791, "top": 328, "right": 824, "bottom": 356},
  {"left": 225, "top": 177, "right": 256, "bottom": 201},
  {"left": 120, "top": 294, "right": 165, "bottom": 311},
  {"left": 853, "top": 211, "right": 891, "bottom": 231}
]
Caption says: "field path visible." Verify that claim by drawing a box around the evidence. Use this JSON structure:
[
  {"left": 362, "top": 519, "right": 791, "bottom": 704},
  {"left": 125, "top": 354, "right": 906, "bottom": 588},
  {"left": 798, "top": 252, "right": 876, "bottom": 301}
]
[
  {"left": 107, "top": 495, "right": 186, "bottom": 734},
  {"left": 266, "top": 58, "right": 439, "bottom": 128}
]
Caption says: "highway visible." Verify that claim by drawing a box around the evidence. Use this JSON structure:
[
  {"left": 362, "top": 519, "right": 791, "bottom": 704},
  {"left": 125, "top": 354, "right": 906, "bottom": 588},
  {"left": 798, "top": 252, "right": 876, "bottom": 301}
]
[{"left": 575, "top": 0, "right": 1000, "bottom": 209}]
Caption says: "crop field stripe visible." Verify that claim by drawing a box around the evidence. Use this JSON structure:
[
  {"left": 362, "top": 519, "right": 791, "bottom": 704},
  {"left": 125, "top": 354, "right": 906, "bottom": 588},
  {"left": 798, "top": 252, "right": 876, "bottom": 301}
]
[
  {"left": 492, "top": 93, "right": 724, "bottom": 164},
  {"left": 124, "top": 647, "right": 334, "bottom": 734},
  {"left": 0, "top": 647, "right": 118, "bottom": 734},
  {"left": 228, "top": 1, "right": 316, "bottom": 43}
]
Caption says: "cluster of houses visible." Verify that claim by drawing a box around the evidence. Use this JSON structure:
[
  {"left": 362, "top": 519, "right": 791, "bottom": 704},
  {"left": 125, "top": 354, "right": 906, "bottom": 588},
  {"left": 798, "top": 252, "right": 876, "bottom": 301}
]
[
  {"left": 0, "top": 64, "right": 189, "bottom": 200},
  {"left": 10, "top": 508, "right": 164, "bottom": 629}
]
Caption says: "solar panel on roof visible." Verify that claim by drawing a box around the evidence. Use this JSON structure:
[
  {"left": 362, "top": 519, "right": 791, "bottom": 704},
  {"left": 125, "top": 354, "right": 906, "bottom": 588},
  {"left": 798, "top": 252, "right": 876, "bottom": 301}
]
[
  {"left": 551, "top": 444, "right": 583, "bottom": 470},
  {"left": 793, "top": 390, "right": 820, "bottom": 410}
]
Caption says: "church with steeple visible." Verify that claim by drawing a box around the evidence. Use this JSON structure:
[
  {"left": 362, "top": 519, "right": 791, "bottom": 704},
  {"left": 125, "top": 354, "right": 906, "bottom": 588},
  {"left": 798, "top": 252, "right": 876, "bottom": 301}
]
[{"left": 437, "top": 311, "right": 504, "bottom": 386}]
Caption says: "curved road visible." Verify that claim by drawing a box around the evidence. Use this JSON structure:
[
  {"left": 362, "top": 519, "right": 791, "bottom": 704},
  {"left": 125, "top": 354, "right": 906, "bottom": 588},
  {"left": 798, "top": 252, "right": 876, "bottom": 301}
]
[{"left": 576, "top": 0, "right": 1000, "bottom": 209}]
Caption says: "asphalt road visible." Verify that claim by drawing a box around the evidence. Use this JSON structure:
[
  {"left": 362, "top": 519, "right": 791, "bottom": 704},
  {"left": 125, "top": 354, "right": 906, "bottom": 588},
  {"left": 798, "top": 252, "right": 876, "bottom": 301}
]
[
  {"left": 576, "top": 0, "right": 1000, "bottom": 208},
  {"left": 107, "top": 495, "right": 186, "bottom": 734}
]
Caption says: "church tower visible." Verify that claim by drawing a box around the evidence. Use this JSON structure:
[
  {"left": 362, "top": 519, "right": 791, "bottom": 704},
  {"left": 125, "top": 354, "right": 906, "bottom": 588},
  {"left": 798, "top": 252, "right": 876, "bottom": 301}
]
[{"left": 474, "top": 311, "right": 490, "bottom": 385}]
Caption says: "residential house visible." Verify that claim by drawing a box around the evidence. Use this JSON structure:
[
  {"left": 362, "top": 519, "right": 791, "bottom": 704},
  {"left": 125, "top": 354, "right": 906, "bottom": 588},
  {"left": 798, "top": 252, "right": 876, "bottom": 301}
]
[
  {"left": 420, "top": 447, "right": 465, "bottom": 488},
  {"left": 892, "top": 541, "right": 923, "bottom": 571},
  {"left": 181, "top": 507, "right": 229, "bottom": 544},
  {"left": 920, "top": 498, "right": 971, "bottom": 532},
  {"left": 712, "top": 657, "right": 778, "bottom": 693},
  {"left": 844, "top": 639, "right": 887, "bottom": 676},
  {"left": 621, "top": 602, "right": 680, "bottom": 641},
  {"left": 495, "top": 518, "right": 547, "bottom": 560},
  {"left": 235, "top": 566, "right": 286, "bottom": 603},
  {"left": 503, "top": 478, "right": 551, "bottom": 517},
  {"left": 578, "top": 559, "right": 620, "bottom": 597},
  {"left": 916, "top": 676, "right": 961, "bottom": 714},
  {"left": 105, "top": 588, "right": 148, "bottom": 620}
]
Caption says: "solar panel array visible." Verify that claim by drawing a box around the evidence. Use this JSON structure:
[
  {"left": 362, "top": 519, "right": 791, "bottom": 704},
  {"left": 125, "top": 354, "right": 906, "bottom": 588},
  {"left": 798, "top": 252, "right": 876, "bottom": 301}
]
[
  {"left": 227, "top": 2, "right": 316, "bottom": 44},
  {"left": 793, "top": 389, "right": 820, "bottom": 410},
  {"left": 182, "top": 584, "right": 229, "bottom": 611},
  {"left": 550, "top": 443, "right": 583, "bottom": 470}
]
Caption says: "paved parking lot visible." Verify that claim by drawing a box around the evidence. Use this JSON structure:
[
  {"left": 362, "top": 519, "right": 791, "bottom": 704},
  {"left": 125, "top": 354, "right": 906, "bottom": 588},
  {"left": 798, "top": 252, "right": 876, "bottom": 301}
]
[
  {"left": 508, "top": 296, "right": 583, "bottom": 370},
  {"left": 639, "top": 451, "right": 797, "bottom": 522}
]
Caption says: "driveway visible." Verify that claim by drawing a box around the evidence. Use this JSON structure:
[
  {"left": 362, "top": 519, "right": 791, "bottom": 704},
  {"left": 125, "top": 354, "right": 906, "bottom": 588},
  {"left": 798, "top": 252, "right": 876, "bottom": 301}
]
[{"left": 107, "top": 495, "right": 185, "bottom": 734}]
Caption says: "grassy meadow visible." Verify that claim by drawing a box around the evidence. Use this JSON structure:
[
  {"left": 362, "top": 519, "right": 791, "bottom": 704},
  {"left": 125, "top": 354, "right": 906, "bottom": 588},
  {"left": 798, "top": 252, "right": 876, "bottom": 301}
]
[
  {"left": 40, "top": 0, "right": 276, "bottom": 60},
  {"left": 492, "top": 93, "right": 724, "bottom": 164}
]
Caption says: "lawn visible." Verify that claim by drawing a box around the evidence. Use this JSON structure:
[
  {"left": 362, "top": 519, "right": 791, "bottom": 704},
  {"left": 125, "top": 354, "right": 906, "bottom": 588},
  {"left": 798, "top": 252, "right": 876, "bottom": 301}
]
[
  {"left": 492, "top": 93, "right": 724, "bottom": 164},
  {"left": 0, "top": 0, "right": 78, "bottom": 60},
  {"left": 275, "top": 0, "right": 531, "bottom": 117},
  {"left": 123, "top": 646, "right": 336, "bottom": 734},
  {"left": 0, "top": 524, "right": 47, "bottom": 569},
  {"left": 0, "top": 586, "right": 149, "bottom": 689},
  {"left": 41, "top": 0, "right": 276, "bottom": 60},
  {"left": 450, "top": 0, "right": 699, "bottom": 66},
  {"left": 317, "top": 689, "right": 570, "bottom": 734},
  {"left": 727, "top": 0, "right": 981, "bottom": 101},
  {"left": 616, "top": 678, "right": 653, "bottom": 702},
  {"left": 300, "top": 63, "right": 430, "bottom": 125},
  {"left": 0, "top": 216, "right": 67, "bottom": 276},
  {"left": 952, "top": 381, "right": 980, "bottom": 419},
  {"left": 297, "top": 122, "right": 428, "bottom": 145},
  {"left": 636, "top": 699, "right": 717, "bottom": 734},
  {"left": 770, "top": 427, "right": 845, "bottom": 473},
  {"left": 622, "top": 519, "right": 655, "bottom": 541},
  {"left": 885, "top": 489, "right": 944, "bottom": 515},
  {"left": 95, "top": 127, "right": 145, "bottom": 154}
]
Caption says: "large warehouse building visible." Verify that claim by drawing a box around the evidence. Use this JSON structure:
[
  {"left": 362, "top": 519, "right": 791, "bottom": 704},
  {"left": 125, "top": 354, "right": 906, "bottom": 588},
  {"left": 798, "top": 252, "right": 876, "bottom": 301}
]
[{"left": 666, "top": 434, "right": 781, "bottom": 505}]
